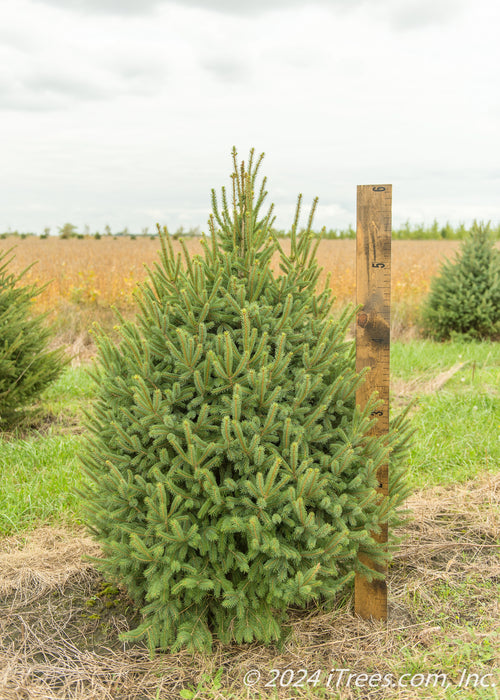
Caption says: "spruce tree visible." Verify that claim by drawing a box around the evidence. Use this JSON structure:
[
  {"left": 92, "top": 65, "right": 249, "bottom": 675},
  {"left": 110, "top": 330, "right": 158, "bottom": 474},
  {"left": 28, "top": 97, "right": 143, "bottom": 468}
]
[
  {"left": 0, "top": 248, "right": 67, "bottom": 428},
  {"left": 421, "top": 223, "right": 500, "bottom": 340},
  {"left": 79, "top": 149, "right": 411, "bottom": 653}
]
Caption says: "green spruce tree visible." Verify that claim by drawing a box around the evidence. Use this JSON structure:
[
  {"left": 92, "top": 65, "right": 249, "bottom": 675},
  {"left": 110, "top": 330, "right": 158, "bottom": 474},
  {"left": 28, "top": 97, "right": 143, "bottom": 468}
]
[
  {"left": 79, "top": 149, "right": 412, "bottom": 653},
  {"left": 0, "top": 248, "right": 67, "bottom": 428},
  {"left": 421, "top": 223, "right": 500, "bottom": 340}
]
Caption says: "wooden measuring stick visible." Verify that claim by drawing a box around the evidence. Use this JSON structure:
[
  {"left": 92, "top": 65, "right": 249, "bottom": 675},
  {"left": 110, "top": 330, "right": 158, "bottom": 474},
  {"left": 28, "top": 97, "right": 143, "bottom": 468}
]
[{"left": 354, "top": 184, "right": 392, "bottom": 620}]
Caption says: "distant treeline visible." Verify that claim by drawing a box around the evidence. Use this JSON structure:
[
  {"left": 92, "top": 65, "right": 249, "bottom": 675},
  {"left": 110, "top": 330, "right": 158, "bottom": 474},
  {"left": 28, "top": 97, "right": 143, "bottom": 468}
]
[
  {"left": 1, "top": 220, "right": 499, "bottom": 241},
  {"left": 275, "top": 220, "right": 500, "bottom": 240}
]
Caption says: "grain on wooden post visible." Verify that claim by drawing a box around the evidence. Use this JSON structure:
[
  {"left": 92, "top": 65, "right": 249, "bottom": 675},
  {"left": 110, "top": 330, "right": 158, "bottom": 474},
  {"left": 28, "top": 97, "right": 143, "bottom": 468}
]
[{"left": 354, "top": 184, "right": 392, "bottom": 620}]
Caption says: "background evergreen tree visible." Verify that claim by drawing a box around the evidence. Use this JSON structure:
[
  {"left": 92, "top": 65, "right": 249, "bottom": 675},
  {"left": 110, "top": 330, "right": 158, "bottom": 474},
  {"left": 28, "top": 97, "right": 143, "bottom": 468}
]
[
  {"left": 0, "top": 249, "right": 67, "bottom": 428},
  {"left": 80, "top": 149, "right": 411, "bottom": 653},
  {"left": 421, "top": 224, "right": 500, "bottom": 340}
]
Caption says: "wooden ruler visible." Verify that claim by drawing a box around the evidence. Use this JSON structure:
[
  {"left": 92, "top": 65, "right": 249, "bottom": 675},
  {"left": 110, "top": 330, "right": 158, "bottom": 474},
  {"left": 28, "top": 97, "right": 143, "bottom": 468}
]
[{"left": 354, "top": 184, "right": 392, "bottom": 620}]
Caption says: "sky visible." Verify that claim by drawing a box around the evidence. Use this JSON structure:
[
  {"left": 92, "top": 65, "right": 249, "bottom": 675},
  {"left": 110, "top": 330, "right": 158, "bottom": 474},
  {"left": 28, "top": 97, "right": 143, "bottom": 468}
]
[{"left": 1, "top": 0, "right": 499, "bottom": 234}]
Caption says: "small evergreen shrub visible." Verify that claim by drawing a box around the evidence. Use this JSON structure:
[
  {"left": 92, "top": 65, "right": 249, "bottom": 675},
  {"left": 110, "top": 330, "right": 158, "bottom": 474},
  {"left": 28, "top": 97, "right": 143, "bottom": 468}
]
[
  {"left": 0, "top": 249, "right": 67, "bottom": 428},
  {"left": 80, "top": 150, "right": 411, "bottom": 653},
  {"left": 421, "top": 224, "right": 500, "bottom": 340}
]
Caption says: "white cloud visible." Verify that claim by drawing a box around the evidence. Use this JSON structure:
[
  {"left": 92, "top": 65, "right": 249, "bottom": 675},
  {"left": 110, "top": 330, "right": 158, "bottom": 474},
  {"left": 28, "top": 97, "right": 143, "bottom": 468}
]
[
  {"left": 0, "top": 1, "right": 170, "bottom": 112},
  {"left": 201, "top": 56, "right": 250, "bottom": 83},
  {"left": 30, "top": 0, "right": 466, "bottom": 28},
  {"left": 0, "top": 0, "right": 498, "bottom": 233},
  {"left": 30, "top": 0, "right": 163, "bottom": 15},
  {"left": 389, "top": 0, "right": 461, "bottom": 29}
]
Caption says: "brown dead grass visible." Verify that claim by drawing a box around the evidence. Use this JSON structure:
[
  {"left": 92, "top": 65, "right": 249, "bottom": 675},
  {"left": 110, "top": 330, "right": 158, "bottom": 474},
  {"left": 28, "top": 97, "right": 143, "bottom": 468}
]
[
  {"left": 0, "top": 237, "right": 457, "bottom": 312},
  {"left": 0, "top": 237, "right": 466, "bottom": 357},
  {"left": 1, "top": 474, "right": 499, "bottom": 700}
]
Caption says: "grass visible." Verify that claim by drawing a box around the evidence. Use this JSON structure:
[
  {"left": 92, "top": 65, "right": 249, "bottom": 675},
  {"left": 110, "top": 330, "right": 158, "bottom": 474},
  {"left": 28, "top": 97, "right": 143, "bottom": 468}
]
[
  {"left": 390, "top": 338, "right": 499, "bottom": 380},
  {"left": 390, "top": 339, "right": 500, "bottom": 489},
  {"left": 0, "top": 338, "right": 498, "bottom": 699},
  {"left": 0, "top": 365, "right": 93, "bottom": 535},
  {"left": 0, "top": 434, "right": 82, "bottom": 535},
  {"left": 41, "top": 363, "right": 95, "bottom": 414},
  {"left": 407, "top": 391, "right": 498, "bottom": 488}
]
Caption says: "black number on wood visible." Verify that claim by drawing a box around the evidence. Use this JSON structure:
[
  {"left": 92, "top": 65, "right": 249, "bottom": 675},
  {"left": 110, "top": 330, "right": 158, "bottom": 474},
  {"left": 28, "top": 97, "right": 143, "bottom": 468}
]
[
  {"left": 370, "top": 410, "right": 383, "bottom": 416},
  {"left": 371, "top": 262, "right": 385, "bottom": 268},
  {"left": 372, "top": 186, "right": 386, "bottom": 192}
]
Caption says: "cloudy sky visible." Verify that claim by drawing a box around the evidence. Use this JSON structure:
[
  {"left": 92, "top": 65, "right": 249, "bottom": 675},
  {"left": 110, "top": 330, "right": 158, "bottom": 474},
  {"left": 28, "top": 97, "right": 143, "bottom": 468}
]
[{"left": 2, "top": 0, "right": 499, "bottom": 234}]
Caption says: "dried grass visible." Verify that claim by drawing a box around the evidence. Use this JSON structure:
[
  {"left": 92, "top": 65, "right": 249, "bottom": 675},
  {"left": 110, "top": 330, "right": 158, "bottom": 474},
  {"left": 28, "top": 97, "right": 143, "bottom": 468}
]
[
  {"left": 2, "top": 237, "right": 456, "bottom": 313},
  {"left": 0, "top": 238, "right": 465, "bottom": 355},
  {"left": 0, "top": 528, "right": 102, "bottom": 604},
  {"left": 1, "top": 473, "right": 499, "bottom": 699}
]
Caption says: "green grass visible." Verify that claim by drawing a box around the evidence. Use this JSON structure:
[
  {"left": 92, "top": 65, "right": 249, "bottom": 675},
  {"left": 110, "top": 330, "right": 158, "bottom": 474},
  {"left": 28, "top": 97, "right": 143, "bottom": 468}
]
[
  {"left": 0, "top": 364, "right": 93, "bottom": 535},
  {"left": 406, "top": 390, "right": 498, "bottom": 488},
  {"left": 0, "top": 434, "right": 82, "bottom": 534},
  {"left": 0, "top": 341, "right": 498, "bottom": 535},
  {"left": 391, "top": 338, "right": 499, "bottom": 381},
  {"left": 391, "top": 339, "right": 499, "bottom": 488},
  {"left": 41, "top": 363, "right": 96, "bottom": 412}
]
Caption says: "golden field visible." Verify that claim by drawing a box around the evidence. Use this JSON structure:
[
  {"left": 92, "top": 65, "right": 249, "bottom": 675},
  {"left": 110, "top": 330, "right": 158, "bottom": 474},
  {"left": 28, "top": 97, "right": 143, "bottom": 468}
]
[{"left": 0, "top": 236, "right": 464, "bottom": 348}]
